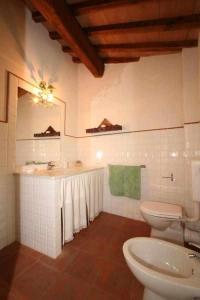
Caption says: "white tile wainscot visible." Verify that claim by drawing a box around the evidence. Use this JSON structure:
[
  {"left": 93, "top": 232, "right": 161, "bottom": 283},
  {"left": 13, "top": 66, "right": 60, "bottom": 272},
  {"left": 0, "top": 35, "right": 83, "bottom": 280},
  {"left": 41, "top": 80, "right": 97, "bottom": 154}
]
[{"left": 15, "top": 167, "right": 104, "bottom": 258}]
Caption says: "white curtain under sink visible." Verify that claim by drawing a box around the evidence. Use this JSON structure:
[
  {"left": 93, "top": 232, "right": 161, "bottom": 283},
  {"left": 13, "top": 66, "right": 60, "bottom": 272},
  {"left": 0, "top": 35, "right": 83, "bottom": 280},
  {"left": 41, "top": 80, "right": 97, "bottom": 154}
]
[{"left": 60, "top": 169, "right": 104, "bottom": 244}]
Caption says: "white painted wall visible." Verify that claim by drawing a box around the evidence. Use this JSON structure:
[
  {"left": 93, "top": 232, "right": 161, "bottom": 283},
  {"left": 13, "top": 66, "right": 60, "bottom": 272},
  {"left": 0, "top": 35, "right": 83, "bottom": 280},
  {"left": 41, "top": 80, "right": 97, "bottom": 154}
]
[
  {"left": 0, "top": 0, "right": 78, "bottom": 249},
  {"left": 77, "top": 50, "right": 200, "bottom": 220},
  {"left": 77, "top": 54, "right": 183, "bottom": 136},
  {"left": 182, "top": 48, "right": 200, "bottom": 123}
]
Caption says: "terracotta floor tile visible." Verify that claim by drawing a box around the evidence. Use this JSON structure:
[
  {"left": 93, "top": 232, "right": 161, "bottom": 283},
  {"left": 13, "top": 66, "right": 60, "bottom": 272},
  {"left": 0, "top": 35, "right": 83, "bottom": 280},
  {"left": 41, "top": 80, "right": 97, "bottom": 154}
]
[
  {"left": 0, "top": 252, "right": 37, "bottom": 283},
  {"left": 65, "top": 251, "right": 106, "bottom": 284},
  {"left": 96, "top": 212, "right": 126, "bottom": 229},
  {"left": 122, "top": 219, "right": 151, "bottom": 237},
  {"left": 130, "top": 277, "right": 144, "bottom": 300},
  {"left": 80, "top": 237, "right": 112, "bottom": 258},
  {"left": 87, "top": 287, "right": 116, "bottom": 300},
  {"left": 40, "top": 245, "right": 79, "bottom": 272},
  {"left": 107, "top": 233, "right": 135, "bottom": 266},
  {"left": 0, "top": 242, "right": 20, "bottom": 263},
  {"left": 0, "top": 242, "right": 41, "bottom": 265},
  {"left": 0, "top": 278, "right": 25, "bottom": 300},
  {"left": 13, "top": 262, "right": 58, "bottom": 300},
  {"left": 0, "top": 213, "right": 149, "bottom": 300},
  {"left": 107, "top": 244, "right": 126, "bottom": 266},
  {"left": 95, "top": 260, "right": 133, "bottom": 299},
  {"left": 44, "top": 273, "right": 90, "bottom": 300},
  {"left": 112, "top": 231, "right": 133, "bottom": 247},
  {"left": 0, "top": 288, "right": 25, "bottom": 300},
  {"left": 68, "top": 232, "right": 88, "bottom": 249},
  {"left": 17, "top": 244, "right": 43, "bottom": 260}
]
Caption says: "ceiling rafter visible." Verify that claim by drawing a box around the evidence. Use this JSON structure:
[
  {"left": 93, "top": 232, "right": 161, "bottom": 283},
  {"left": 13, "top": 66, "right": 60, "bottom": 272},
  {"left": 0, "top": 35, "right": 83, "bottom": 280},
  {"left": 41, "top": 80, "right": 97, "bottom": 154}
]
[
  {"left": 72, "top": 48, "right": 182, "bottom": 63},
  {"left": 72, "top": 56, "right": 141, "bottom": 63},
  {"left": 69, "top": 0, "right": 150, "bottom": 16},
  {"left": 29, "top": 0, "right": 104, "bottom": 77},
  {"left": 49, "top": 31, "right": 61, "bottom": 40},
  {"left": 62, "top": 40, "right": 198, "bottom": 53},
  {"left": 27, "top": 1, "right": 200, "bottom": 71},
  {"left": 32, "top": 0, "right": 151, "bottom": 19},
  {"left": 84, "top": 14, "right": 200, "bottom": 35}
]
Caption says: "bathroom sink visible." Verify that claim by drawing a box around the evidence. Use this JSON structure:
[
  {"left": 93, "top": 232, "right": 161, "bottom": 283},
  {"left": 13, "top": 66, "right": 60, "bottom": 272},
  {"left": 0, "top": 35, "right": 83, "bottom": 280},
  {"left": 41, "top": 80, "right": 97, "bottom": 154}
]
[
  {"left": 123, "top": 237, "right": 200, "bottom": 300},
  {"left": 33, "top": 166, "right": 102, "bottom": 177}
]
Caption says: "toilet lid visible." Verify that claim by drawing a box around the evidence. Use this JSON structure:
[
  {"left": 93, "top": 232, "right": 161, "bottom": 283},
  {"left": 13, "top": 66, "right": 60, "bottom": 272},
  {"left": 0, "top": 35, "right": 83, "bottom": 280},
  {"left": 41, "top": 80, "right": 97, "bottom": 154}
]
[{"left": 140, "top": 201, "right": 182, "bottom": 219}]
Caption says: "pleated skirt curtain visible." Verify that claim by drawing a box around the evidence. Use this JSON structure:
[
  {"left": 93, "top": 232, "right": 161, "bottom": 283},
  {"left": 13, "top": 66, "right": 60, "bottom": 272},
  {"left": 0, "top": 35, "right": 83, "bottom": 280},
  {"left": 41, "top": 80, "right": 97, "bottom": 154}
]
[{"left": 60, "top": 170, "right": 104, "bottom": 244}]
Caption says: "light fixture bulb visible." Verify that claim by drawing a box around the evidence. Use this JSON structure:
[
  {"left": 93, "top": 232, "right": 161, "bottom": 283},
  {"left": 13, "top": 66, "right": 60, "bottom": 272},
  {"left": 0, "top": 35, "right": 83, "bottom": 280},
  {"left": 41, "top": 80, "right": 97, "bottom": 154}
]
[
  {"left": 33, "top": 81, "right": 55, "bottom": 106},
  {"left": 47, "top": 93, "right": 53, "bottom": 101},
  {"left": 33, "top": 97, "right": 39, "bottom": 104}
]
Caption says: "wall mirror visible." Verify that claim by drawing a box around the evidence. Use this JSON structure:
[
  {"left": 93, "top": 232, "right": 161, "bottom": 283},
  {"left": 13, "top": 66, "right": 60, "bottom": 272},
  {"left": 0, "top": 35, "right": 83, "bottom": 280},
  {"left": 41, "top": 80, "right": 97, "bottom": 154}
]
[
  {"left": 17, "top": 87, "right": 61, "bottom": 139},
  {"left": 14, "top": 78, "right": 66, "bottom": 167}
]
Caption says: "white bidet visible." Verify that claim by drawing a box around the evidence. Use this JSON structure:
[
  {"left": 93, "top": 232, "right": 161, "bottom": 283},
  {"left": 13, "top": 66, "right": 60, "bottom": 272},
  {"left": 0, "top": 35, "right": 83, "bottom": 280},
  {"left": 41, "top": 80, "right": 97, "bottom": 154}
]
[{"left": 123, "top": 237, "right": 200, "bottom": 300}]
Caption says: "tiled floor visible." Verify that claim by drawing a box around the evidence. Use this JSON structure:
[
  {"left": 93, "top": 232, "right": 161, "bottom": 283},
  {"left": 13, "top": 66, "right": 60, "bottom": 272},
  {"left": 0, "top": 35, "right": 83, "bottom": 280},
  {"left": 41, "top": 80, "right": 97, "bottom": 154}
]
[{"left": 0, "top": 212, "right": 150, "bottom": 300}]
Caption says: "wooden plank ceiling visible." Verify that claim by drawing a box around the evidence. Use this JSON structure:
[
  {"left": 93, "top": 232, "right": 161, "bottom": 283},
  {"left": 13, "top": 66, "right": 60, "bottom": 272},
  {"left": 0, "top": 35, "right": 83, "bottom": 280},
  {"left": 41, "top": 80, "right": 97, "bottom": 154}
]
[{"left": 25, "top": 0, "right": 200, "bottom": 77}]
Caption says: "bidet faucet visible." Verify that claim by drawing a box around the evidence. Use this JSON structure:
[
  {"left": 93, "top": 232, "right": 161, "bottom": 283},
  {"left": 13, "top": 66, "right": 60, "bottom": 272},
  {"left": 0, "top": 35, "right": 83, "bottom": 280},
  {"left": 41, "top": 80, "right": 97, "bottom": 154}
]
[{"left": 188, "top": 253, "right": 200, "bottom": 260}]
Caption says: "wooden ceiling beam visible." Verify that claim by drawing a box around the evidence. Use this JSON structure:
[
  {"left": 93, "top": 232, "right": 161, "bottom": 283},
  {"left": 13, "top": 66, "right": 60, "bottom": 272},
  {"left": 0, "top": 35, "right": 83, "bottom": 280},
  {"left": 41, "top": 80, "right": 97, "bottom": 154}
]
[
  {"left": 49, "top": 31, "right": 61, "bottom": 40},
  {"left": 63, "top": 40, "right": 197, "bottom": 53},
  {"left": 66, "top": 47, "right": 182, "bottom": 55},
  {"left": 32, "top": 11, "right": 45, "bottom": 22},
  {"left": 70, "top": 0, "right": 150, "bottom": 16},
  {"left": 73, "top": 48, "right": 182, "bottom": 63},
  {"left": 84, "top": 14, "right": 200, "bottom": 35},
  {"left": 31, "top": 0, "right": 150, "bottom": 20},
  {"left": 96, "top": 40, "right": 198, "bottom": 49},
  {"left": 73, "top": 56, "right": 140, "bottom": 64},
  {"left": 29, "top": 0, "right": 104, "bottom": 77},
  {"left": 69, "top": 48, "right": 182, "bottom": 57}
]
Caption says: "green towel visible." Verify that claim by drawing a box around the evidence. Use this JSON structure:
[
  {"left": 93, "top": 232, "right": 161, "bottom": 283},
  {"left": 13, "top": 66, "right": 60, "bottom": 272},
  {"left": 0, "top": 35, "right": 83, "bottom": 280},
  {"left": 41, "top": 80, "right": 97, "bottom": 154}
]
[
  {"left": 109, "top": 165, "right": 125, "bottom": 196},
  {"left": 109, "top": 165, "right": 141, "bottom": 200}
]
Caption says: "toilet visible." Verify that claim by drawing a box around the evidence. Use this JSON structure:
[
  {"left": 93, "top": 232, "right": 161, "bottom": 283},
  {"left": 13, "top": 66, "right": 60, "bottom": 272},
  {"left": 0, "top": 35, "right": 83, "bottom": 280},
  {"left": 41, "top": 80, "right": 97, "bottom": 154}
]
[
  {"left": 140, "top": 201, "right": 183, "bottom": 230},
  {"left": 140, "top": 161, "right": 200, "bottom": 231}
]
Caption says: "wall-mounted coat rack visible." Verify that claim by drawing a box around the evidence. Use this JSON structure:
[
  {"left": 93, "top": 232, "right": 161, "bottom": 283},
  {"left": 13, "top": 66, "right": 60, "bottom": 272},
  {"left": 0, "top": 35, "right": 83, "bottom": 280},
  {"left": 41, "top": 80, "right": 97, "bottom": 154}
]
[{"left": 86, "top": 118, "right": 122, "bottom": 134}]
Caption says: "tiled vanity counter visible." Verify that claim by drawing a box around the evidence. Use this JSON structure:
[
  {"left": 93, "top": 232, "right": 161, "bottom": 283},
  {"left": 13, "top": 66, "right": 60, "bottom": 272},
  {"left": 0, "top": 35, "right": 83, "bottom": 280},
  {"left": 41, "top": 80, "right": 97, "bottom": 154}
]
[{"left": 15, "top": 167, "right": 104, "bottom": 258}]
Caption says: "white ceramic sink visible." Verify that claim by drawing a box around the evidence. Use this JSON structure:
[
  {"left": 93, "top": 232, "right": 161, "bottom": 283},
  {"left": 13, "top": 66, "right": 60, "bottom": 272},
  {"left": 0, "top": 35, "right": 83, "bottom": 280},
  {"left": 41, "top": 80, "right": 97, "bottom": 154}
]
[
  {"left": 123, "top": 237, "right": 200, "bottom": 300},
  {"left": 15, "top": 166, "right": 104, "bottom": 178}
]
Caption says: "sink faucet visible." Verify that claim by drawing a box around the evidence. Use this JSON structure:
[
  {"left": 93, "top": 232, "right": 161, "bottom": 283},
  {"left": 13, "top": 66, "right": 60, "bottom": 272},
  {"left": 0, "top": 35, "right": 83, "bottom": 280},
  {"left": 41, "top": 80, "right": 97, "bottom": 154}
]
[
  {"left": 188, "top": 253, "right": 200, "bottom": 260},
  {"left": 47, "top": 161, "right": 55, "bottom": 170}
]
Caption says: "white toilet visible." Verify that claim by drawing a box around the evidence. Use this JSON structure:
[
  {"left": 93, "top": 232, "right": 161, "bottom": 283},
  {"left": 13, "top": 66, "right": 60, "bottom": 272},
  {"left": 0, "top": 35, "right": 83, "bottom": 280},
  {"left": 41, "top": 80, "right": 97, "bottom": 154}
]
[
  {"left": 140, "top": 201, "right": 183, "bottom": 230},
  {"left": 140, "top": 161, "right": 200, "bottom": 231}
]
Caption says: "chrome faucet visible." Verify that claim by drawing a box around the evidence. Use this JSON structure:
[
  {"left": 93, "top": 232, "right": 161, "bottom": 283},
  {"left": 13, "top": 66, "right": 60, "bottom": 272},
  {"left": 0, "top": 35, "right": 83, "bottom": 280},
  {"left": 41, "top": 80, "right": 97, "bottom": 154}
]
[
  {"left": 188, "top": 253, "right": 200, "bottom": 260},
  {"left": 47, "top": 161, "right": 55, "bottom": 170}
]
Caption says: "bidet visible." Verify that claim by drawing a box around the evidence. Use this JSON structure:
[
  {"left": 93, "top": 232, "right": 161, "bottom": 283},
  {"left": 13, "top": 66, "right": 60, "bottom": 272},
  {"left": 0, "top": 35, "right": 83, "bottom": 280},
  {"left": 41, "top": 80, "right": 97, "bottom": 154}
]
[{"left": 123, "top": 237, "right": 200, "bottom": 300}]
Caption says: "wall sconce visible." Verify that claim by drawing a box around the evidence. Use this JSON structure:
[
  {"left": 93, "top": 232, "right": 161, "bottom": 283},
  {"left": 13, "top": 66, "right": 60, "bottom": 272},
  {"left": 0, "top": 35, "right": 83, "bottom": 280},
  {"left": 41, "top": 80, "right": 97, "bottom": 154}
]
[{"left": 33, "top": 81, "right": 55, "bottom": 106}]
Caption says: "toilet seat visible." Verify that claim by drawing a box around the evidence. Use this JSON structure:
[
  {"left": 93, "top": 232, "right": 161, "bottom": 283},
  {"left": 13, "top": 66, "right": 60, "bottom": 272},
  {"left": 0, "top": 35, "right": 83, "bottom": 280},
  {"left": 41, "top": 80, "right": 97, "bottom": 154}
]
[{"left": 140, "top": 201, "right": 182, "bottom": 219}]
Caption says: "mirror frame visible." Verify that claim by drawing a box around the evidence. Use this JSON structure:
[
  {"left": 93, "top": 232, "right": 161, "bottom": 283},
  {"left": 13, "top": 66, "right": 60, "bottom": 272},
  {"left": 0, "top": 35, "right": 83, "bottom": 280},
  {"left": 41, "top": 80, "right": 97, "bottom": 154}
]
[
  {"left": 0, "top": 72, "right": 9, "bottom": 123},
  {"left": 7, "top": 71, "right": 69, "bottom": 169},
  {"left": 7, "top": 71, "right": 68, "bottom": 133}
]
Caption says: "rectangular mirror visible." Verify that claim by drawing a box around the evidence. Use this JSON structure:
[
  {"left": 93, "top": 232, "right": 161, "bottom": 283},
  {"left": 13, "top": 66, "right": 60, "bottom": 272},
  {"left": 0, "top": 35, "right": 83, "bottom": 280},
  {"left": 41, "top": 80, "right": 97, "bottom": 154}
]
[{"left": 16, "top": 87, "right": 62, "bottom": 166}]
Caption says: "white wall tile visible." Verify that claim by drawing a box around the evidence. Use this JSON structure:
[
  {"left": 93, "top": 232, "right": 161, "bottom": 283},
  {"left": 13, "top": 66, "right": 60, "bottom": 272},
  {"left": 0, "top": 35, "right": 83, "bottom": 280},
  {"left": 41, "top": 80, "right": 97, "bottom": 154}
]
[{"left": 78, "top": 128, "right": 187, "bottom": 220}]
